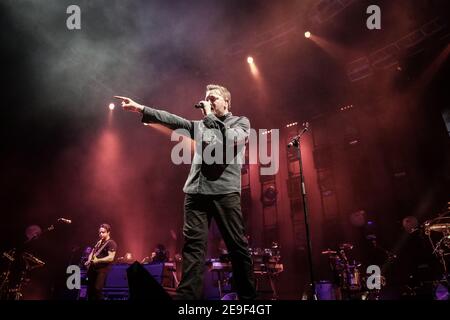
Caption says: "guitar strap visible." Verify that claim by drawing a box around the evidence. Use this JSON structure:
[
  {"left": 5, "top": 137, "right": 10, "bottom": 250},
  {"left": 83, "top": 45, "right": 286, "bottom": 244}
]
[{"left": 92, "top": 239, "right": 111, "bottom": 259}]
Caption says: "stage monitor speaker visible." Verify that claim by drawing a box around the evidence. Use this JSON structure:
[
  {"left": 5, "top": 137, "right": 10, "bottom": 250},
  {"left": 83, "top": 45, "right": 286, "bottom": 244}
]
[
  {"left": 104, "top": 264, "right": 129, "bottom": 288},
  {"left": 126, "top": 261, "right": 172, "bottom": 301}
]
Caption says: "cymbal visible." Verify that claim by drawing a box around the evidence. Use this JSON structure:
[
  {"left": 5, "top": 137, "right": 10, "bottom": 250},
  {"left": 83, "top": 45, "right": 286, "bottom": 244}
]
[
  {"left": 321, "top": 249, "right": 337, "bottom": 255},
  {"left": 426, "top": 223, "right": 450, "bottom": 233},
  {"left": 22, "top": 252, "right": 45, "bottom": 268},
  {"left": 424, "top": 215, "right": 450, "bottom": 234}
]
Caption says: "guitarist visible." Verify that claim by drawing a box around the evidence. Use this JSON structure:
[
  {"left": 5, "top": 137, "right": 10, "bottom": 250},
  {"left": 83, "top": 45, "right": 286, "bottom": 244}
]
[{"left": 85, "top": 223, "right": 117, "bottom": 300}]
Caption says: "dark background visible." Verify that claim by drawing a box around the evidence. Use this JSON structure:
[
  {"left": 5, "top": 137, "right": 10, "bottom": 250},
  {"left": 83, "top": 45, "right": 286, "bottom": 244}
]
[{"left": 0, "top": 0, "right": 449, "bottom": 299}]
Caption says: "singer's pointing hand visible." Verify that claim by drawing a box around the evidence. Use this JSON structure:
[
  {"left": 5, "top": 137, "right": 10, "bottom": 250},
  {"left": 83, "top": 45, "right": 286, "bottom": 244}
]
[{"left": 114, "top": 96, "right": 144, "bottom": 113}]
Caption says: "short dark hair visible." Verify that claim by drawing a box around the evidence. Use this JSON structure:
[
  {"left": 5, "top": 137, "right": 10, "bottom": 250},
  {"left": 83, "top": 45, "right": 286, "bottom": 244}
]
[{"left": 99, "top": 223, "right": 111, "bottom": 233}]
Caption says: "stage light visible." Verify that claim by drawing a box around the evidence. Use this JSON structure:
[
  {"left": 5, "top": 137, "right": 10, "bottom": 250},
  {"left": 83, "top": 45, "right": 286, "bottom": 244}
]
[
  {"left": 109, "top": 103, "right": 115, "bottom": 110},
  {"left": 304, "top": 31, "right": 311, "bottom": 39},
  {"left": 247, "top": 56, "right": 254, "bottom": 64},
  {"left": 285, "top": 122, "right": 298, "bottom": 128}
]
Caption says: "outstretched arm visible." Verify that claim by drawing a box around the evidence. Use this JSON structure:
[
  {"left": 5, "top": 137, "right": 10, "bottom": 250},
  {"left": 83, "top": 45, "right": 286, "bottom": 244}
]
[
  {"left": 114, "top": 96, "right": 193, "bottom": 133},
  {"left": 114, "top": 96, "right": 145, "bottom": 113}
]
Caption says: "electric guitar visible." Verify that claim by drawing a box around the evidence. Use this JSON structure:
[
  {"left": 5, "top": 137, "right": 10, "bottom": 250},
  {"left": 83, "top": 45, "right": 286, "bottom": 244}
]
[{"left": 85, "top": 239, "right": 110, "bottom": 269}]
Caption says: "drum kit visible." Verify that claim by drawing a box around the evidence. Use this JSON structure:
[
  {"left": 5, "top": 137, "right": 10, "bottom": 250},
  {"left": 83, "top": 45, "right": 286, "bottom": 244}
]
[
  {"left": 0, "top": 248, "right": 45, "bottom": 300},
  {"left": 0, "top": 222, "right": 62, "bottom": 300},
  {"left": 395, "top": 207, "right": 450, "bottom": 300},
  {"left": 318, "top": 205, "right": 450, "bottom": 300},
  {"left": 321, "top": 243, "right": 371, "bottom": 300},
  {"left": 321, "top": 241, "right": 394, "bottom": 300},
  {"left": 423, "top": 213, "right": 450, "bottom": 275},
  {"left": 420, "top": 210, "right": 450, "bottom": 300}
]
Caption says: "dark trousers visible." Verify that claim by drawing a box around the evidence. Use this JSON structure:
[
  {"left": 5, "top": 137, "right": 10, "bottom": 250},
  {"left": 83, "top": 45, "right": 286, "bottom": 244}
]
[
  {"left": 87, "top": 267, "right": 109, "bottom": 300},
  {"left": 176, "top": 192, "right": 256, "bottom": 300}
]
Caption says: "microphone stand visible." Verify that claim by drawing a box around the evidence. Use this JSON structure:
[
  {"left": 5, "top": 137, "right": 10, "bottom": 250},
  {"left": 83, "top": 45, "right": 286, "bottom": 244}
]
[
  {"left": 24, "top": 218, "right": 72, "bottom": 244},
  {"left": 24, "top": 223, "right": 55, "bottom": 244},
  {"left": 287, "top": 123, "right": 317, "bottom": 300}
]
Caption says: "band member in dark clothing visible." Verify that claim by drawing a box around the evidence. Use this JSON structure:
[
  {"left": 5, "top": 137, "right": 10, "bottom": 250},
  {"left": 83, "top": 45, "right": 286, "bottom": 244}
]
[
  {"left": 85, "top": 223, "right": 117, "bottom": 300},
  {"left": 116, "top": 84, "right": 256, "bottom": 300}
]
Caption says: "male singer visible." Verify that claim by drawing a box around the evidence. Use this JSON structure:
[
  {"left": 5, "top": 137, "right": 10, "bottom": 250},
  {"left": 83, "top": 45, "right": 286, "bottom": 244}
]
[{"left": 115, "top": 84, "right": 256, "bottom": 300}]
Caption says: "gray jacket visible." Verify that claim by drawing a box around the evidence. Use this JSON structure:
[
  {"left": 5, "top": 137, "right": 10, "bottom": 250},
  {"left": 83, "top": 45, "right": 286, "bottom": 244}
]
[{"left": 141, "top": 106, "right": 250, "bottom": 194}]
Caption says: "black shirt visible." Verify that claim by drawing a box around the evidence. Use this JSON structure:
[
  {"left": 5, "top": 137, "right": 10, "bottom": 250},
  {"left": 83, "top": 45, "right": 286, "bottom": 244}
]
[{"left": 93, "top": 239, "right": 117, "bottom": 270}]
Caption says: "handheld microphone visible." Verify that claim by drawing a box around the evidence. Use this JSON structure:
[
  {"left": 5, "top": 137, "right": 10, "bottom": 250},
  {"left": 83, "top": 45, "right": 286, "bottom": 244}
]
[
  {"left": 58, "top": 218, "right": 72, "bottom": 224},
  {"left": 194, "top": 102, "right": 206, "bottom": 109}
]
